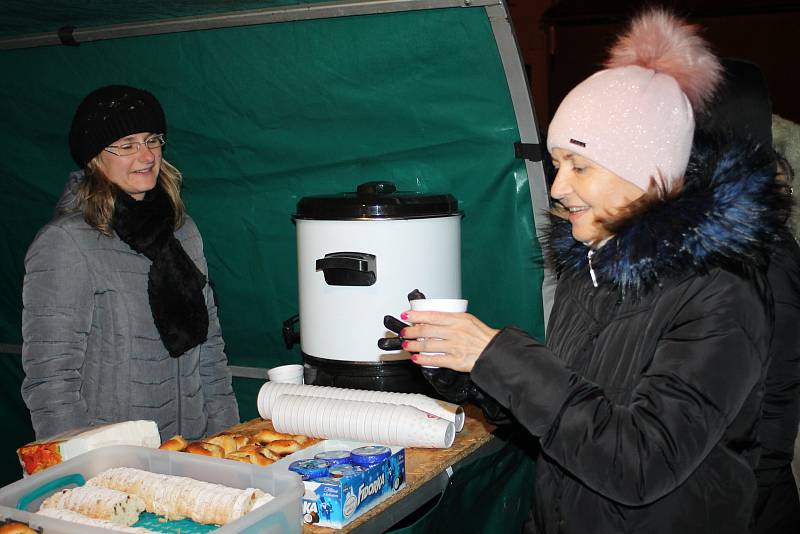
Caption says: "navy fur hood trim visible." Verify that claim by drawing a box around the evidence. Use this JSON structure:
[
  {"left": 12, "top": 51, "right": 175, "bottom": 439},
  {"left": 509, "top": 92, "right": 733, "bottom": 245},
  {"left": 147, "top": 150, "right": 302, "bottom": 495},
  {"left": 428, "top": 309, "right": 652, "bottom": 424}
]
[{"left": 545, "top": 132, "right": 789, "bottom": 293}]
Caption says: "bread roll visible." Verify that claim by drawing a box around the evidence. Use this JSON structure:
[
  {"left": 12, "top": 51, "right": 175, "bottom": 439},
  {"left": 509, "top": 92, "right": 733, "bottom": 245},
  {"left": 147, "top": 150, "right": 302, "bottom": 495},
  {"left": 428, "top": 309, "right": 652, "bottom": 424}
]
[
  {"left": 292, "top": 435, "right": 310, "bottom": 445},
  {"left": 266, "top": 439, "right": 301, "bottom": 456},
  {"left": 87, "top": 466, "right": 272, "bottom": 525},
  {"left": 185, "top": 441, "right": 225, "bottom": 458},
  {"left": 231, "top": 434, "right": 250, "bottom": 449},
  {"left": 206, "top": 435, "right": 238, "bottom": 455},
  {"left": 226, "top": 451, "right": 274, "bottom": 466},
  {"left": 249, "top": 452, "right": 275, "bottom": 466},
  {"left": 158, "top": 435, "right": 188, "bottom": 452},
  {"left": 225, "top": 452, "right": 252, "bottom": 463},
  {"left": 40, "top": 485, "right": 145, "bottom": 526},
  {"left": 253, "top": 429, "right": 293, "bottom": 443},
  {"left": 236, "top": 443, "right": 261, "bottom": 454},
  {"left": 259, "top": 447, "right": 280, "bottom": 461},
  {"left": 0, "top": 521, "right": 38, "bottom": 534},
  {"left": 37, "top": 508, "right": 156, "bottom": 533}
]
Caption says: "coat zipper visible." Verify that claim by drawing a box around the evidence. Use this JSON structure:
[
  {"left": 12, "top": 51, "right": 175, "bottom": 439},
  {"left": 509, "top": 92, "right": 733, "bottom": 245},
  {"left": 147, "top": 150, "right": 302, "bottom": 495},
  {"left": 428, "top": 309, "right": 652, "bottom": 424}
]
[{"left": 587, "top": 249, "right": 598, "bottom": 287}]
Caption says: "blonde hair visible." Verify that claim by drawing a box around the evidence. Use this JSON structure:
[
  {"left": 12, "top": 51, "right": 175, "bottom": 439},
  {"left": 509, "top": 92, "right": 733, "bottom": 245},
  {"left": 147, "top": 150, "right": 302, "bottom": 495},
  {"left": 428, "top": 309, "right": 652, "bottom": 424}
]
[{"left": 76, "top": 158, "right": 186, "bottom": 235}]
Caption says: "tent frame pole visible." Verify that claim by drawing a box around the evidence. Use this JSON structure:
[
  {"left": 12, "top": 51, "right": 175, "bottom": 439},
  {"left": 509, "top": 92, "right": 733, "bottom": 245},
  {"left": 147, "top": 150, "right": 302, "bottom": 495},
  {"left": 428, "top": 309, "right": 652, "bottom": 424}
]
[
  {"left": 0, "top": 0, "right": 498, "bottom": 50},
  {"left": 485, "top": 3, "right": 555, "bottom": 326}
]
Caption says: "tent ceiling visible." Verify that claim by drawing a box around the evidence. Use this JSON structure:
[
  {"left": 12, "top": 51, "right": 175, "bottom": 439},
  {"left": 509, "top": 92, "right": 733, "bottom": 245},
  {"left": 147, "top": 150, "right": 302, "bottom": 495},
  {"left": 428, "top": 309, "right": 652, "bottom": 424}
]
[
  {"left": 0, "top": 0, "right": 490, "bottom": 49},
  {"left": 1, "top": 1, "right": 304, "bottom": 38}
]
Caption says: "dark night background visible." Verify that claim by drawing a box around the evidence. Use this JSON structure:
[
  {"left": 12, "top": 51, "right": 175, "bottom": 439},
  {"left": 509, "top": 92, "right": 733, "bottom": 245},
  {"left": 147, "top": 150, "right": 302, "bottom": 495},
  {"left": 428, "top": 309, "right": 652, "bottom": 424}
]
[{"left": 508, "top": 1, "right": 800, "bottom": 130}]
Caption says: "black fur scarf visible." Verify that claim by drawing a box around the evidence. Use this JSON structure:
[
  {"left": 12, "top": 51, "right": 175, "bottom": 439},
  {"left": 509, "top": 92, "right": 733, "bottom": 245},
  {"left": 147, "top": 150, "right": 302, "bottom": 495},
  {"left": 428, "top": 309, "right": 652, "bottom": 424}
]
[{"left": 113, "top": 185, "right": 209, "bottom": 357}]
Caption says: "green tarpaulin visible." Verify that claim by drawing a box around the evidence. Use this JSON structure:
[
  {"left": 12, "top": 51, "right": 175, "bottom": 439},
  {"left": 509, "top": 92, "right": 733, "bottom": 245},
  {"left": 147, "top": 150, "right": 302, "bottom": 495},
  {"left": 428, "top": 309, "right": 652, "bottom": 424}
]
[{"left": 0, "top": 3, "right": 546, "bottom": 528}]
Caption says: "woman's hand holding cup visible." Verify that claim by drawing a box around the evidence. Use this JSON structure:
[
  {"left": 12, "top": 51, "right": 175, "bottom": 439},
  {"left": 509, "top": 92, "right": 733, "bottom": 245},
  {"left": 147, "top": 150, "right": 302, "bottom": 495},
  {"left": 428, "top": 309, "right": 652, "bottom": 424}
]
[{"left": 401, "top": 299, "right": 499, "bottom": 373}]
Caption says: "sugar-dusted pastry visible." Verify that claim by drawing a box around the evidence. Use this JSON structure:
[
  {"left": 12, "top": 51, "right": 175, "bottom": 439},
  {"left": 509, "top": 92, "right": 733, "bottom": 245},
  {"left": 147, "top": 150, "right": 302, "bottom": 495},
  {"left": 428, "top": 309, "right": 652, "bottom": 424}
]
[
  {"left": 40, "top": 485, "right": 145, "bottom": 526},
  {"left": 87, "top": 467, "right": 272, "bottom": 525}
]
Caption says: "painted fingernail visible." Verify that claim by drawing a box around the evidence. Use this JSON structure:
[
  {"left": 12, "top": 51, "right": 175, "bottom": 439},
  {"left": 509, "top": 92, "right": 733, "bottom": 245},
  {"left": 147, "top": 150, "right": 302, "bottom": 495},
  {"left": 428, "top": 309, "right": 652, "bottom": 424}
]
[
  {"left": 400, "top": 328, "right": 407, "bottom": 337},
  {"left": 410, "top": 354, "right": 418, "bottom": 362},
  {"left": 400, "top": 312, "right": 408, "bottom": 320},
  {"left": 402, "top": 341, "right": 409, "bottom": 349}
]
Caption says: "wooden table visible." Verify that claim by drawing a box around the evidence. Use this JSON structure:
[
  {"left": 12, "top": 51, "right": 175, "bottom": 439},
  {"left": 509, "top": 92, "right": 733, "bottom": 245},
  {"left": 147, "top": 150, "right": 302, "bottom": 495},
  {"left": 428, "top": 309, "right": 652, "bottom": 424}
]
[{"left": 224, "top": 404, "right": 497, "bottom": 533}]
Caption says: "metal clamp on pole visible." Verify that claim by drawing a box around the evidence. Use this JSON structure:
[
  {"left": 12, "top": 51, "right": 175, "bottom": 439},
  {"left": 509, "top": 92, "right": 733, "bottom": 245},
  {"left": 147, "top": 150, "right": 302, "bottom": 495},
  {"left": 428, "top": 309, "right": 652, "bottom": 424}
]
[
  {"left": 514, "top": 141, "right": 543, "bottom": 162},
  {"left": 57, "top": 26, "right": 80, "bottom": 46}
]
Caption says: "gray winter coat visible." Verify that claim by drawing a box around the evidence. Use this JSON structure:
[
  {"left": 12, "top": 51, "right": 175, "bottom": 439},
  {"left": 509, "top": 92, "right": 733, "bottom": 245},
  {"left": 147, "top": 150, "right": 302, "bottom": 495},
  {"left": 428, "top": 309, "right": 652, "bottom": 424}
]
[{"left": 21, "top": 173, "right": 239, "bottom": 442}]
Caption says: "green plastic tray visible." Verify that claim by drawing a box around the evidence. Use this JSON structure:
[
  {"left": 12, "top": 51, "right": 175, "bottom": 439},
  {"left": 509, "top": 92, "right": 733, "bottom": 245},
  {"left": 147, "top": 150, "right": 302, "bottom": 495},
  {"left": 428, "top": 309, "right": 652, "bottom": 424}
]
[{"left": 18, "top": 473, "right": 218, "bottom": 532}]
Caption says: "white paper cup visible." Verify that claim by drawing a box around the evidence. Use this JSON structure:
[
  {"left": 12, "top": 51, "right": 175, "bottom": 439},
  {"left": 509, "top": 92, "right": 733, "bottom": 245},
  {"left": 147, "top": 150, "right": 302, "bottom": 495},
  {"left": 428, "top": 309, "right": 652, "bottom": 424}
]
[
  {"left": 409, "top": 299, "right": 468, "bottom": 368},
  {"left": 409, "top": 299, "right": 468, "bottom": 313},
  {"left": 267, "top": 364, "right": 304, "bottom": 384}
]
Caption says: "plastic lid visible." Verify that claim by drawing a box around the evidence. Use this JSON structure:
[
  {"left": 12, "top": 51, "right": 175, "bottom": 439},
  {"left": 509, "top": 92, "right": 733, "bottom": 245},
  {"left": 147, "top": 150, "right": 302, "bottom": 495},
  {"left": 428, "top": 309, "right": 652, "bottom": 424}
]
[
  {"left": 349, "top": 445, "right": 391, "bottom": 466},
  {"left": 328, "top": 464, "right": 363, "bottom": 478},
  {"left": 294, "top": 181, "right": 460, "bottom": 220},
  {"left": 288, "top": 458, "right": 330, "bottom": 480},
  {"left": 314, "top": 450, "right": 353, "bottom": 466}
]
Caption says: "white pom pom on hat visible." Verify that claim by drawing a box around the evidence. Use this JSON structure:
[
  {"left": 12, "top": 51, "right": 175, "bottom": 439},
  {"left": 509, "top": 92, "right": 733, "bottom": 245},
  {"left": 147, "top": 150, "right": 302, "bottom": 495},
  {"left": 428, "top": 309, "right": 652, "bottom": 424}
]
[{"left": 546, "top": 9, "right": 722, "bottom": 191}]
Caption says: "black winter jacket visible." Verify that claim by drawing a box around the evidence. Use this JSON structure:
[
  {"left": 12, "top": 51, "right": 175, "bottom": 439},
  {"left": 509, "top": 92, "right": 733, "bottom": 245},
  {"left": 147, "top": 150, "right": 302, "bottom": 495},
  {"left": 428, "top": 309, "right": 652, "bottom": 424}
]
[
  {"left": 759, "top": 230, "right": 800, "bottom": 471},
  {"left": 752, "top": 229, "right": 800, "bottom": 533},
  {"left": 471, "top": 138, "right": 787, "bottom": 534}
]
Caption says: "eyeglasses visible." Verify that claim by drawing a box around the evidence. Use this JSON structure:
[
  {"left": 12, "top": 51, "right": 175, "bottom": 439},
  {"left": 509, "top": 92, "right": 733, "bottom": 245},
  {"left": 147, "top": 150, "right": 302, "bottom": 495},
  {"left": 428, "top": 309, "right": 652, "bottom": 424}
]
[{"left": 104, "top": 134, "right": 166, "bottom": 156}]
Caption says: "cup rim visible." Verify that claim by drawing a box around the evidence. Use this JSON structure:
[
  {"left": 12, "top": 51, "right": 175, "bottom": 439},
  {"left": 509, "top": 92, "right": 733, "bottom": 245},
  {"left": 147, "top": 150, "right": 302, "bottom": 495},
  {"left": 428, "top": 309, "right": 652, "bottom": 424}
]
[
  {"left": 268, "top": 363, "right": 303, "bottom": 373},
  {"left": 409, "top": 298, "right": 468, "bottom": 312}
]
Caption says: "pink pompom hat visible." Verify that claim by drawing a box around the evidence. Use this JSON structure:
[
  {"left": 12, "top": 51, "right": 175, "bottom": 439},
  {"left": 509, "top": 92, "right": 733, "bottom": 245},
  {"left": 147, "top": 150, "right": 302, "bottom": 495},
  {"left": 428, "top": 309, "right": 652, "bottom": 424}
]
[{"left": 546, "top": 9, "right": 722, "bottom": 191}]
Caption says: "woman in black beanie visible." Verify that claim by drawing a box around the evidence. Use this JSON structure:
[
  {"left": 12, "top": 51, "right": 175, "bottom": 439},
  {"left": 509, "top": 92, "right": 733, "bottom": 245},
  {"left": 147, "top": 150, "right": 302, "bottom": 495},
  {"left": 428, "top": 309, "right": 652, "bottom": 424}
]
[
  {"left": 702, "top": 58, "right": 800, "bottom": 534},
  {"left": 20, "top": 85, "right": 240, "bottom": 442}
]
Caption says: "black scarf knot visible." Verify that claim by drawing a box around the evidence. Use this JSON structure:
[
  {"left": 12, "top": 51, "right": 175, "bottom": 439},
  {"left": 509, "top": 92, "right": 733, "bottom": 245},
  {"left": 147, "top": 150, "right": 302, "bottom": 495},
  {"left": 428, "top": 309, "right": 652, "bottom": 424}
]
[{"left": 113, "top": 185, "right": 209, "bottom": 357}]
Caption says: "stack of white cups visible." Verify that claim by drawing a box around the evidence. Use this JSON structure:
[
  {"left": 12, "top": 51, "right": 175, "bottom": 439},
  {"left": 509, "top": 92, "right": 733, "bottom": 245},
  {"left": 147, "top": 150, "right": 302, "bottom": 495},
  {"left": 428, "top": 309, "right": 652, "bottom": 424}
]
[
  {"left": 271, "top": 394, "right": 455, "bottom": 448},
  {"left": 257, "top": 382, "right": 462, "bottom": 448},
  {"left": 258, "top": 382, "right": 464, "bottom": 430}
]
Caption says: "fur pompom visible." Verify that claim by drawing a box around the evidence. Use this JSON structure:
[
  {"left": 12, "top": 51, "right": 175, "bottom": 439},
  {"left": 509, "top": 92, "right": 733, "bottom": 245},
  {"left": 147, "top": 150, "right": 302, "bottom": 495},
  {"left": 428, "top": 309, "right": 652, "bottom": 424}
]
[{"left": 605, "top": 8, "right": 721, "bottom": 111}]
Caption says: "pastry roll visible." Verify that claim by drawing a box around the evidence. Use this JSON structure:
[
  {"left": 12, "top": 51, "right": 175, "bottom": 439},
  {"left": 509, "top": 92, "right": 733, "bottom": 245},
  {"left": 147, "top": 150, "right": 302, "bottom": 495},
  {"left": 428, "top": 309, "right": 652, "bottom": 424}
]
[
  {"left": 39, "top": 485, "right": 145, "bottom": 526},
  {"left": 87, "top": 467, "right": 272, "bottom": 525}
]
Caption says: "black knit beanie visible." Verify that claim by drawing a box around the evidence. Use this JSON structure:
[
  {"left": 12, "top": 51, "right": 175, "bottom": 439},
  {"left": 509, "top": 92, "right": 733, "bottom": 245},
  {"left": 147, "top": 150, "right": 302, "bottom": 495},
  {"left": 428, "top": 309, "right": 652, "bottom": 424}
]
[
  {"left": 701, "top": 59, "right": 773, "bottom": 148},
  {"left": 69, "top": 85, "right": 167, "bottom": 168}
]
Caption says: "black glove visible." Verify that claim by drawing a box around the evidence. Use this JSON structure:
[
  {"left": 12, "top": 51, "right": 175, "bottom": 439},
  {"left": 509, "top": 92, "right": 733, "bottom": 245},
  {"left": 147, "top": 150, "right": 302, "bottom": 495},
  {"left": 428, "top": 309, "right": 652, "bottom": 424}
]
[
  {"left": 377, "top": 314, "right": 409, "bottom": 351},
  {"left": 421, "top": 367, "right": 513, "bottom": 425},
  {"left": 377, "top": 289, "right": 427, "bottom": 350}
]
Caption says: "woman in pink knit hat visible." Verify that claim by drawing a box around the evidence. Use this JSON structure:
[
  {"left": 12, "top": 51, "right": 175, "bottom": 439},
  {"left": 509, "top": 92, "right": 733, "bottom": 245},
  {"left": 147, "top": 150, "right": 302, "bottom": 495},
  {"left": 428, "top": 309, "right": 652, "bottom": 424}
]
[{"left": 390, "top": 9, "right": 790, "bottom": 533}]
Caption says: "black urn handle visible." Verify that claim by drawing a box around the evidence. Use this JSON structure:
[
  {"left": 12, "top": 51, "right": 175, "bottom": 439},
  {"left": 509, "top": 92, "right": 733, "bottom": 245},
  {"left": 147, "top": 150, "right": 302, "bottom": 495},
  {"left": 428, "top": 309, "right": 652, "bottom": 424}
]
[{"left": 315, "top": 252, "right": 377, "bottom": 286}]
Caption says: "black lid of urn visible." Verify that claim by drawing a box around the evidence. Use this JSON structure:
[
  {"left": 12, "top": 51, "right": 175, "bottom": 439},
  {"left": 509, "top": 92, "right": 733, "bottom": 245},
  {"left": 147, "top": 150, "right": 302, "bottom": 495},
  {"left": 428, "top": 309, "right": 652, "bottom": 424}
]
[{"left": 294, "top": 181, "right": 460, "bottom": 220}]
